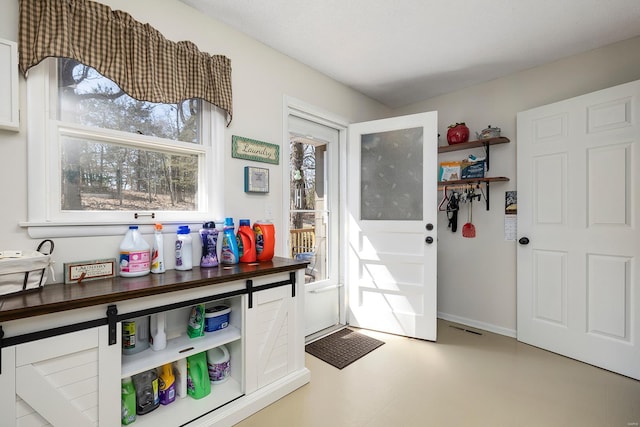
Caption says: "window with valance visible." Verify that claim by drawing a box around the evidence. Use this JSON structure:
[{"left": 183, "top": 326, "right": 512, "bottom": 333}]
[{"left": 19, "top": 0, "right": 233, "bottom": 124}]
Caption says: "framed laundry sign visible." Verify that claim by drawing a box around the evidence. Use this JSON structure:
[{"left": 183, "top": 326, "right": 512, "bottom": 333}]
[{"left": 232, "top": 135, "right": 279, "bottom": 164}]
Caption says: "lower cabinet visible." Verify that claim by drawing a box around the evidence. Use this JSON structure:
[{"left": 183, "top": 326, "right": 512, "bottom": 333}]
[
  {"left": 0, "top": 326, "right": 120, "bottom": 426},
  {"left": 245, "top": 285, "right": 297, "bottom": 392},
  {"left": 0, "top": 268, "right": 309, "bottom": 427}
]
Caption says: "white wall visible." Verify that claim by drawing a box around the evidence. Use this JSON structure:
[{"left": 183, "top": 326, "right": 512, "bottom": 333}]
[
  {"left": 4, "top": 0, "right": 640, "bottom": 337},
  {"left": 0, "top": 0, "right": 389, "bottom": 279},
  {"left": 394, "top": 35, "right": 640, "bottom": 335}
]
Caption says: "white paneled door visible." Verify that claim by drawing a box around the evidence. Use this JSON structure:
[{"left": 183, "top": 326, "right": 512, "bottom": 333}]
[
  {"left": 347, "top": 112, "right": 438, "bottom": 341},
  {"left": 517, "top": 80, "right": 640, "bottom": 380}
]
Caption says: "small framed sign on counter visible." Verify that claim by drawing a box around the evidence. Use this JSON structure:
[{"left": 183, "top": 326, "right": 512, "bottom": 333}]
[
  {"left": 244, "top": 166, "right": 269, "bottom": 193},
  {"left": 64, "top": 258, "right": 117, "bottom": 284}
]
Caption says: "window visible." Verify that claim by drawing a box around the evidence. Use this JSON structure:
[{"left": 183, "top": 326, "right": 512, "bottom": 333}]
[{"left": 25, "top": 58, "right": 224, "bottom": 232}]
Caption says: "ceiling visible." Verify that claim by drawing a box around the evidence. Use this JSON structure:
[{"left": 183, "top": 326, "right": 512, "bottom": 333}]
[{"left": 180, "top": 0, "right": 640, "bottom": 108}]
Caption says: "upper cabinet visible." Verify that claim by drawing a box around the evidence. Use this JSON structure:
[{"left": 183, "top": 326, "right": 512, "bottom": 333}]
[{"left": 0, "top": 38, "right": 19, "bottom": 131}]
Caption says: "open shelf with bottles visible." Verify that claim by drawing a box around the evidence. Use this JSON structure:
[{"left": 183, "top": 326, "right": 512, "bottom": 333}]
[
  {"left": 121, "top": 295, "right": 244, "bottom": 426},
  {"left": 438, "top": 137, "right": 510, "bottom": 210}
]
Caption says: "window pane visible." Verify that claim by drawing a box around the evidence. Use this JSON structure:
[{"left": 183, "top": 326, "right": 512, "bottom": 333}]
[
  {"left": 360, "top": 127, "right": 423, "bottom": 220},
  {"left": 61, "top": 137, "right": 199, "bottom": 211},
  {"left": 57, "top": 58, "right": 201, "bottom": 143}
]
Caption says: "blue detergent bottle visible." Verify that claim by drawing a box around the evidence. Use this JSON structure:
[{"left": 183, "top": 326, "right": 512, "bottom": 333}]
[{"left": 220, "top": 217, "right": 239, "bottom": 265}]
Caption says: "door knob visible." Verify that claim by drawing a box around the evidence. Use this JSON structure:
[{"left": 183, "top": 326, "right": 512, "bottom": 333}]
[
  {"left": 426, "top": 223, "right": 434, "bottom": 231},
  {"left": 425, "top": 236, "right": 434, "bottom": 244},
  {"left": 519, "top": 237, "right": 530, "bottom": 245}
]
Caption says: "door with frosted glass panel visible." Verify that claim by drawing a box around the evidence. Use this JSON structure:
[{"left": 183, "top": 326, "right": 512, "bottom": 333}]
[{"left": 347, "top": 112, "right": 438, "bottom": 341}]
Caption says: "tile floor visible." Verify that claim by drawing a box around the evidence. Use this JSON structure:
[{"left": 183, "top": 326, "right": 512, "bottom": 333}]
[{"left": 235, "top": 320, "right": 640, "bottom": 427}]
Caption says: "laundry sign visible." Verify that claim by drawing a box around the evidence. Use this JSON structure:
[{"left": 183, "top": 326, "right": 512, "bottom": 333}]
[{"left": 232, "top": 135, "right": 279, "bottom": 164}]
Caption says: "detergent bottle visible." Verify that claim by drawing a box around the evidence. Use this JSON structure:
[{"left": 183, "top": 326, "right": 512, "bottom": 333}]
[
  {"left": 121, "top": 376, "right": 136, "bottom": 425},
  {"left": 199, "top": 221, "right": 219, "bottom": 267},
  {"left": 220, "top": 218, "right": 239, "bottom": 265},
  {"left": 238, "top": 219, "right": 256, "bottom": 263},
  {"left": 187, "top": 352, "right": 211, "bottom": 399},
  {"left": 132, "top": 369, "right": 160, "bottom": 415},
  {"left": 253, "top": 221, "right": 275, "bottom": 261},
  {"left": 158, "top": 363, "right": 176, "bottom": 405},
  {"left": 175, "top": 225, "right": 193, "bottom": 270}
]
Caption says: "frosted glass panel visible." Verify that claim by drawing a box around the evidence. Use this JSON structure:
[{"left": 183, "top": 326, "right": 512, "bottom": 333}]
[{"left": 360, "top": 127, "right": 423, "bottom": 220}]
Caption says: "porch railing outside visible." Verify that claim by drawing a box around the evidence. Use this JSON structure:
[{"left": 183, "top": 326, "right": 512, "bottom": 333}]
[{"left": 289, "top": 228, "right": 315, "bottom": 258}]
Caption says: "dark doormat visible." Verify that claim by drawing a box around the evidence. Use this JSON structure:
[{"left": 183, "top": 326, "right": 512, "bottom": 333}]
[{"left": 305, "top": 328, "right": 384, "bottom": 369}]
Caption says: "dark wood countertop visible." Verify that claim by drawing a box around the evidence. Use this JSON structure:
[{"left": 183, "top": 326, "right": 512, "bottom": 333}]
[{"left": 0, "top": 257, "right": 308, "bottom": 322}]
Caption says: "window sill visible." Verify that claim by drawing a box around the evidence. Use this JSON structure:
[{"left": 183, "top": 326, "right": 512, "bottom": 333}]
[{"left": 19, "top": 220, "right": 218, "bottom": 239}]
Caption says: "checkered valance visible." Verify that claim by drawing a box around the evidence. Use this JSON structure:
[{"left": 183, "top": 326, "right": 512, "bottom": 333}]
[{"left": 19, "top": 0, "right": 233, "bottom": 124}]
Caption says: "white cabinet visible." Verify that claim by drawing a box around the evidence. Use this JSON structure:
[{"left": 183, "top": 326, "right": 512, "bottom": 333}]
[
  {"left": 0, "top": 326, "right": 120, "bottom": 426},
  {"left": 0, "top": 38, "right": 19, "bottom": 131},
  {"left": 0, "top": 264, "right": 310, "bottom": 427},
  {"left": 245, "top": 285, "right": 297, "bottom": 391}
]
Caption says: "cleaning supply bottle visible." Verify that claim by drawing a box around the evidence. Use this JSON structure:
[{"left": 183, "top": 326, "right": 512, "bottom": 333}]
[
  {"left": 132, "top": 369, "right": 160, "bottom": 415},
  {"left": 151, "top": 223, "right": 165, "bottom": 273},
  {"left": 207, "top": 345, "right": 231, "bottom": 383},
  {"left": 119, "top": 225, "right": 151, "bottom": 277},
  {"left": 238, "top": 219, "right": 256, "bottom": 263},
  {"left": 199, "top": 221, "right": 219, "bottom": 267},
  {"left": 158, "top": 363, "right": 176, "bottom": 405},
  {"left": 175, "top": 225, "right": 193, "bottom": 271},
  {"left": 254, "top": 221, "right": 275, "bottom": 261},
  {"left": 220, "top": 218, "right": 239, "bottom": 265},
  {"left": 150, "top": 312, "right": 167, "bottom": 351},
  {"left": 121, "top": 376, "right": 136, "bottom": 425},
  {"left": 122, "top": 315, "right": 150, "bottom": 355},
  {"left": 187, "top": 351, "right": 211, "bottom": 399},
  {"left": 187, "top": 304, "right": 206, "bottom": 338},
  {"left": 173, "top": 358, "right": 187, "bottom": 399}
]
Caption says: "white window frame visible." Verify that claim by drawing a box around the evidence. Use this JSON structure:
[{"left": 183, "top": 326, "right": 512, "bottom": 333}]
[{"left": 22, "top": 58, "right": 224, "bottom": 238}]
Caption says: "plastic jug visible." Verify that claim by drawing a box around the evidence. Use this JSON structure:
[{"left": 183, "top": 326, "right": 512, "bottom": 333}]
[
  {"left": 254, "top": 221, "right": 275, "bottom": 261},
  {"left": 119, "top": 225, "right": 151, "bottom": 277},
  {"left": 187, "top": 352, "right": 211, "bottom": 399},
  {"left": 121, "top": 376, "right": 136, "bottom": 425},
  {"left": 238, "top": 219, "right": 256, "bottom": 263},
  {"left": 132, "top": 369, "right": 160, "bottom": 415},
  {"left": 173, "top": 358, "right": 187, "bottom": 399},
  {"left": 207, "top": 345, "right": 231, "bottom": 383},
  {"left": 221, "top": 218, "right": 239, "bottom": 265},
  {"left": 151, "top": 223, "right": 165, "bottom": 273},
  {"left": 158, "top": 363, "right": 176, "bottom": 405},
  {"left": 122, "top": 315, "right": 150, "bottom": 355},
  {"left": 199, "top": 221, "right": 219, "bottom": 267},
  {"left": 175, "top": 225, "right": 193, "bottom": 270}
]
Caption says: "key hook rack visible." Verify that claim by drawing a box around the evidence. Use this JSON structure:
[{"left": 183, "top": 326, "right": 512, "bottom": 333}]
[{"left": 438, "top": 177, "right": 508, "bottom": 210}]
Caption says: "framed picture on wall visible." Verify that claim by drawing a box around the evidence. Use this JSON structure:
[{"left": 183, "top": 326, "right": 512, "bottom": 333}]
[{"left": 244, "top": 166, "right": 269, "bottom": 193}]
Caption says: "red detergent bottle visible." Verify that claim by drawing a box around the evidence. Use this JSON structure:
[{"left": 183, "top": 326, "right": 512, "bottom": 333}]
[
  {"left": 238, "top": 219, "right": 256, "bottom": 263},
  {"left": 253, "top": 221, "right": 275, "bottom": 261}
]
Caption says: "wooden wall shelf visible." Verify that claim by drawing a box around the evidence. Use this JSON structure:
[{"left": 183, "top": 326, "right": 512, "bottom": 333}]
[{"left": 438, "top": 137, "right": 510, "bottom": 153}]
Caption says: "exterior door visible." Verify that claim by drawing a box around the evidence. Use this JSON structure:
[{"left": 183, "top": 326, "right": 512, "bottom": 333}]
[
  {"left": 517, "top": 79, "right": 640, "bottom": 380},
  {"left": 347, "top": 112, "right": 438, "bottom": 341},
  {"left": 287, "top": 113, "right": 342, "bottom": 337}
]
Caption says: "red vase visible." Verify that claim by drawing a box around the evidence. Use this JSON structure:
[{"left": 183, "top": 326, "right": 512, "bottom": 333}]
[{"left": 447, "top": 124, "right": 470, "bottom": 145}]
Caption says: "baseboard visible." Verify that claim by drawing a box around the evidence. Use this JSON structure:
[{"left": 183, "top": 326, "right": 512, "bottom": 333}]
[{"left": 437, "top": 312, "right": 517, "bottom": 338}]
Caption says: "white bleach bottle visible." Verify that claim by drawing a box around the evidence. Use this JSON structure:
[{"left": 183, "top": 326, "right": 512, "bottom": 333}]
[{"left": 119, "top": 225, "right": 150, "bottom": 277}]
